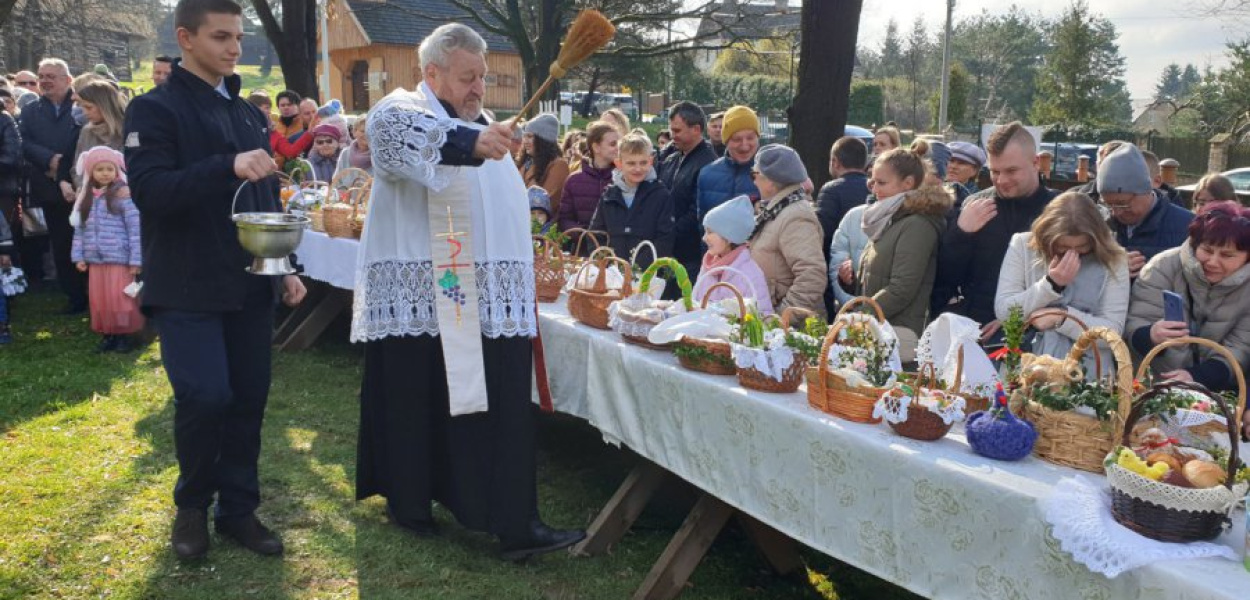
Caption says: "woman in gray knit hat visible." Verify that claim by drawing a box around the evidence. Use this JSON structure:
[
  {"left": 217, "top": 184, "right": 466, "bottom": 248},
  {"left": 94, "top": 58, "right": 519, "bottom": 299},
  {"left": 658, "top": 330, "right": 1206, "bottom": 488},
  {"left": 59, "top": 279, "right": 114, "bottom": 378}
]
[
  {"left": 747, "top": 144, "right": 829, "bottom": 321},
  {"left": 518, "top": 113, "right": 570, "bottom": 206}
]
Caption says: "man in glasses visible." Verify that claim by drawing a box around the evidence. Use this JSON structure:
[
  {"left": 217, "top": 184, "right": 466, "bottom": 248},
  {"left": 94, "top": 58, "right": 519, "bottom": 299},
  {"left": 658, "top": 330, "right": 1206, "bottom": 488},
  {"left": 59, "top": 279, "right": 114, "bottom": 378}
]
[
  {"left": 13, "top": 71, "right": 38, "bottom": 90},
  {"left": 1098, "top": 143, "right": 1194, "bottom": 279}
]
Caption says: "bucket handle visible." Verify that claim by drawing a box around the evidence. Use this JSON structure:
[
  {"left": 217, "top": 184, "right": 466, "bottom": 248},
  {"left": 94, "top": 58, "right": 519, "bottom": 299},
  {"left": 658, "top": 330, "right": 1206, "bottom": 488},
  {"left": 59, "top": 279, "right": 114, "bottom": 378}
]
[{"left": 232, "top": 171, "right": 293, "bottom": 217}]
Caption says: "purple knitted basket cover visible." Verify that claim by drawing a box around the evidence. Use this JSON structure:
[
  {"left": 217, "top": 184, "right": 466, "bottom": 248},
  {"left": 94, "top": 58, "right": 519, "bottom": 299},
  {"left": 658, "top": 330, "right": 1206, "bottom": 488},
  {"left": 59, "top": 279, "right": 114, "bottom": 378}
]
[{"left": 966, "top": 408, "right": 1037, "bottom": 461}]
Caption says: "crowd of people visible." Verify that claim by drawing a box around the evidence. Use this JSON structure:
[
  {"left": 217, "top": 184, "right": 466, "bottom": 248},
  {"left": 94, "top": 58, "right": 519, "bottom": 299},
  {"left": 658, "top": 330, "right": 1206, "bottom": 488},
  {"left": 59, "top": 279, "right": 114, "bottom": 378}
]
[
  {"left": 516, "top": 105, "right": 1250, "bottom": 406},
  {"left": 1, "top": 0, "right": 1248, "bottom": 564}
]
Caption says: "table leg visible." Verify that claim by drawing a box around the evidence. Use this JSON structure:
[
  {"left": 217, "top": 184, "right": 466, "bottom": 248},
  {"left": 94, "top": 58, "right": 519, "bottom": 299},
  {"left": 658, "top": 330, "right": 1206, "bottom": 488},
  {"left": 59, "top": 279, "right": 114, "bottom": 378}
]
[
  {"left": 274, "top": 277, "right": 328, "bottom": 344},
  {"left": 277, "top": 287, "right": 352, "bottom": 352},
  {"left": 632, "top": 493, "right": 735, "bottom": 600},
  {"left": 736, "top": 512, "right": 802, "bottom": 576},
  {"left": 574, "top": 461, "right": 667, "bottom": 557}
]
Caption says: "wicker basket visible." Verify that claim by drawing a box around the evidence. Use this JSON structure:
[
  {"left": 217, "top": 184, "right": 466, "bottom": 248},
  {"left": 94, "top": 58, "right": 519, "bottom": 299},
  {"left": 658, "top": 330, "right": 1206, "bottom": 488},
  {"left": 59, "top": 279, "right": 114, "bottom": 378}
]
[
  {"left": 534, "top": 236, "right": 565, "bottom": 303},
  {"left": 330, "top": 167, "right": 372, "bottom": 197},
  {"left": 563, "top": 228, "right": 609, "bottom": 274},
  {"left": 674, "top": 281, "right": 745, "bottom": 376},
  {"left": 1022, "top": 327, "right": 1135, "bottom": 473},
  {"left": 807, "top": 297, "right": 891, "bottom": 423},
  {"left": 323, "top": 194, "right": 358, "bottom": 239},
  {"left": 613, "top": 257, "right": 692, "bottom": 349},
  {"left": 568, "top": 256, "right": 632, "bottom": 330},
  {"left": 947, "top": 345, "right": 991, "bottom": 413},
  {"left": 734, "top": 307, "right": 813, "bottom": 393},
  {"left": 1138, "top": 336, "right": 1246, "bottom": 441},
  {"left": 884, "top": 364, "right": 959, "bottom": 441},
  {"left": 1108, "top": 339, "right": 1248, "bottom": 542},
  {"left": 309, "top": 209, "right": 325, "bottom": 233}
]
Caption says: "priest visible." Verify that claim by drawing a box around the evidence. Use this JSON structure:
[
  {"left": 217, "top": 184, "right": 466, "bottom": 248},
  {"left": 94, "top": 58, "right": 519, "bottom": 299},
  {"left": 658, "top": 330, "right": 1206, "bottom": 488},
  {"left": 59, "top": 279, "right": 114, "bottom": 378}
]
[{"left": 352, "top": 22, "right": 585, "bottom": 560}]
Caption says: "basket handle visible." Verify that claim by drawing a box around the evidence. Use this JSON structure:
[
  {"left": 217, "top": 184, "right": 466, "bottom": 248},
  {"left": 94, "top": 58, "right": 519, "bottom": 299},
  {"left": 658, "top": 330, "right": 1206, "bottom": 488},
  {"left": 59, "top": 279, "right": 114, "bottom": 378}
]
[
  {"left": 778, "top": 306, "right": 814, "bottom": 334},
  {"left": 533, "top": 235, "right": 564, "bottom": 267},
  {"left": 1063, "top": 327, "right": 1135, "bottom": 443},
  {"left": 1134, "top": 335, "right": 1247, "bottom": 434},
  {"left": 697, "top": 265, "right": 761, "bottom": 301},
  {"left": 232, "top": 171, "right": 293, "bottom": 217},
  {"left": 569, "top": 228, "right": 609, "bottom": 256},
  {"left": 836, "top": 296, "right": 886, "bottom": 322},
  {"left": 629, "top": 240, "right": 659, "bottom": 269},
  {"left": 587, "top": 246, "right": 617, "bottom": 263},
  {"left": 593, "top": 256, "right": 633, "bottom": 296},
  {"left": 1123, "top": 380, "right": 1239, "bottom": 491},
  {"left": 916, "top": 362, "right": 940, "bottom": 390},
  {"left": 638, "top": 257, "right": 693, "bottom": 310},
  {"left": 816, "top": 318, "right": 856, "bottom": 397},
  {"left": 700, "top": 281, "right": 747, "bottom": 319},
  {"left": 1023, "top": 308, "right": 1101, "bottom": 379},
  {"left": 329, "top": 167, "right": 372, "bottom": 192}
]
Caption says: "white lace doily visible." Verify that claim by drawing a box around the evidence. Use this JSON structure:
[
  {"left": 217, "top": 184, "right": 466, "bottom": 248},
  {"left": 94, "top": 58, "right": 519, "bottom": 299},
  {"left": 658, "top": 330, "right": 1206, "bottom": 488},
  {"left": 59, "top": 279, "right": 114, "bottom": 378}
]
[
  {"left": 873, "top": 388, "right": 967, "bottom": 425},
  {"left": 1043, "top": 475, "right": 1239, "bottom": 578},
  {"left": 609, "top": 295, "right": 685, "bottom": 337},
  {"left": 1105, "top": 463, "right": 1248, "bottom": 513},
  {"left": 731, "top": 330, "right": 800, "bottom": 381},
  {"left": 1, "top": 266, "right": 26, "bottom": 297}
]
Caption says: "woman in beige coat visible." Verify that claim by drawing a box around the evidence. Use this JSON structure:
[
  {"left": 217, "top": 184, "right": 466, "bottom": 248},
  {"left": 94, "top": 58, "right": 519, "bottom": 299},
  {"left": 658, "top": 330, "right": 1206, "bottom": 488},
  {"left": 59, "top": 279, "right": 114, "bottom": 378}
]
[
  {"left": 1127, "top": 202, "right": 1250, "bottom": 437},
  {"left": 747, "top": 144, "right": 828, "bottom": 320}
]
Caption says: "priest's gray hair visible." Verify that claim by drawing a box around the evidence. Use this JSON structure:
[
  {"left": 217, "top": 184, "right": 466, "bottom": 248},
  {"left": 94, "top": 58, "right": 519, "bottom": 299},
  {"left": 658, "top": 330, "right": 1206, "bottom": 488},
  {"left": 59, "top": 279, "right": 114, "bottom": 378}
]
[{"left": 418, "top": 24, "right": 488, "bottom": 71}]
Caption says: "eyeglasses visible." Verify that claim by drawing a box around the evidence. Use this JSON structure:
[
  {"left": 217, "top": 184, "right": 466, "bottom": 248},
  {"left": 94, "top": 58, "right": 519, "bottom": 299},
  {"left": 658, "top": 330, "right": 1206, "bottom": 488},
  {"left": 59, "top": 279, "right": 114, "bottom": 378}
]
[
  {"left": 750, "top": 170, "right": 761, "bottom": 180},
  {"left": 314, "top": 138, "right": 337, "bottom": 145},
  {"left": 1103, "top": 203, "right": 1134, "bottom": 213},
  {"left": 15, "top": 80, "right": 36, "bottom": 87}
]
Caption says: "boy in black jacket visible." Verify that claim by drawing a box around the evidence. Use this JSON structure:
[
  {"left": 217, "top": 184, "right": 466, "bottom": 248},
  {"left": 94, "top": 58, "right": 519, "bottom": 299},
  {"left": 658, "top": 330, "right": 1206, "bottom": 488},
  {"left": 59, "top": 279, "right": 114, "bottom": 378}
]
[
  {"left": 124, "top": 0, "right": 305, "bottom": 561},
  {"left": 590, "top": 133, "right": 674, "bottom": 272}
]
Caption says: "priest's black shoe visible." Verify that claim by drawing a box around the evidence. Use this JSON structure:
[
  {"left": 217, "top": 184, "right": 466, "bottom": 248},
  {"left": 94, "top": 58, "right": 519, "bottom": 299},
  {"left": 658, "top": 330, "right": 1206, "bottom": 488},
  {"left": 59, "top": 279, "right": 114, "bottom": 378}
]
[
  {"left": 499, "top": 521, "right": 586, "bottom": 562},
  {"left": 171, "top": 508, "right": 209, "bottom": 560},
  {"left": 215, "top": 514, "right": 284, "bottom": 556},
  {"left": 112, "top": 335, "right": 134, "bottom": 353},
  {"left": 386, "top": 505, "right": 440, "bottom": 537}
]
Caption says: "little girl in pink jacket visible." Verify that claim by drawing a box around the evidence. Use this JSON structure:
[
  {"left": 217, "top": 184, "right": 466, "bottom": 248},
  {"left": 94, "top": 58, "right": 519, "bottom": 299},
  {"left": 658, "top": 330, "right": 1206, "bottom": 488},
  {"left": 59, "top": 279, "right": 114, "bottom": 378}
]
[{"left": 692, "top": 195, "right": 774, "bottom": 314}]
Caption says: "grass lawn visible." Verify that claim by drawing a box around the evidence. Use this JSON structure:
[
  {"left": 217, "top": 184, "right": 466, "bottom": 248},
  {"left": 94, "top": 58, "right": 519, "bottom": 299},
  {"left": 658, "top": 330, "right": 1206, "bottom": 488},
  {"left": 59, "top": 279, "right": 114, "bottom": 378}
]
[
  {"left": 120, "top": 64, "right": 288, "bottom": 99},
  {"left": 0, "top": 286, "right": 921, "bottom": 600}
]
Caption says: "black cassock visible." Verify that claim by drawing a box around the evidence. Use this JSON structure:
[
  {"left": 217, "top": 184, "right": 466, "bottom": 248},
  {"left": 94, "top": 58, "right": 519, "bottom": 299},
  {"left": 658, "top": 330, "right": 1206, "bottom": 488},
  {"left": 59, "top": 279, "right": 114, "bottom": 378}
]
[{"left": 356, "top": 334, "right": 537, "bottom": 539}]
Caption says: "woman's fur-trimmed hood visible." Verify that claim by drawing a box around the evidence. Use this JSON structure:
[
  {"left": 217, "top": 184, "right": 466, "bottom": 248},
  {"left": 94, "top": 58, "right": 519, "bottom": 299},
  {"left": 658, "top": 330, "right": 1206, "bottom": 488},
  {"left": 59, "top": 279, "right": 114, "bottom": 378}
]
[{"left": 900, "top": 184, "right": 954, "bottom": 217}]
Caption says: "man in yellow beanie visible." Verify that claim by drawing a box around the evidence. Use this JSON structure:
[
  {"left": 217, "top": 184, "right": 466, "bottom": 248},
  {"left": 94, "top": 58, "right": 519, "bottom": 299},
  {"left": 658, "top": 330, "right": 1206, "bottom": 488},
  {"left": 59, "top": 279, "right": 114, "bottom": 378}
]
[{"left": 696, "top": 105, "right": 762, "bottom": 221}]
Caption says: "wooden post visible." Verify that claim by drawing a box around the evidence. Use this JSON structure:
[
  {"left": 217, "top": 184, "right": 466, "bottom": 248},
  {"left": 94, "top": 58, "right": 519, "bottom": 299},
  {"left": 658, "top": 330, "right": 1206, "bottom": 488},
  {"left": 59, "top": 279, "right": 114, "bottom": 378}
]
[
  {"left": 1038, "top": 151, "right": 1053, "bottom": 181},
  {"left": 1209, "top": 133, "right": 1232, "bottom": 174},
  {"left": 736, "top": 513, "right": 803, "bottom": 576},
  {"left": 574, "top": 461, "right": 668, "bottom": 557},
  {"left": 1077, "top": 155, "right": 1089, "bottom": 183},
  {"left": 1160, "top": 158, "right": 1180, "bottom": 186},
  {"left": 632, "top": 493, "right": 735, "bottom": 600}
]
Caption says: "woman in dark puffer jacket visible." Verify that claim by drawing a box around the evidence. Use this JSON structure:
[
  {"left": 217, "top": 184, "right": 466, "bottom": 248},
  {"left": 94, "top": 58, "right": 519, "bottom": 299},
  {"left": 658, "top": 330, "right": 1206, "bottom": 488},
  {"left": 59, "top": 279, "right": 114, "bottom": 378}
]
[{"left": 558, "top": 120, "right": 619, "bottom": 233}]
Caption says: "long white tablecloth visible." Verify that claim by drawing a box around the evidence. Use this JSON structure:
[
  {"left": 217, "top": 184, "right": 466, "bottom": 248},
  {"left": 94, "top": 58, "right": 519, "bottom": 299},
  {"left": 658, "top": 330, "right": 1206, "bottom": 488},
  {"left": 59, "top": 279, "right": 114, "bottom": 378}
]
[
  {"left": 536, "top": 301, "right": 1250, "bottom": 600},
  {"left": 295, "top": 230, "right": 359, "bottom": 290}
]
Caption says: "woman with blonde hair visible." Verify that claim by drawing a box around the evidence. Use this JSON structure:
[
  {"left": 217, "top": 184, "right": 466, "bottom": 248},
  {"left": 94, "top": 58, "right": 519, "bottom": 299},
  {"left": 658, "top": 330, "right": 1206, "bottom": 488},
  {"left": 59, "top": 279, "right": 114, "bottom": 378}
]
[
  {"left": 872, "top": 126, "right": 901, "bottom": 154},
  {"left": 995, "top": 191, "right": 1129, "bottom": 372},
  {"left": 61, "top": 78, "right": 128, "bottom": 198},
  {"left": 601, "top": 107, "right": 630, "bottom": 136}
]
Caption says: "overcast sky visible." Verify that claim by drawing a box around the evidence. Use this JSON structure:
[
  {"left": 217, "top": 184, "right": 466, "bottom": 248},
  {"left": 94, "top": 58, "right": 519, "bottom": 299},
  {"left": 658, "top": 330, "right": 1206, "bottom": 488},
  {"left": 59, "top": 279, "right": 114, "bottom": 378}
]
[{"left": 853, "top": 0, "right": 1243, "bottom": 111}]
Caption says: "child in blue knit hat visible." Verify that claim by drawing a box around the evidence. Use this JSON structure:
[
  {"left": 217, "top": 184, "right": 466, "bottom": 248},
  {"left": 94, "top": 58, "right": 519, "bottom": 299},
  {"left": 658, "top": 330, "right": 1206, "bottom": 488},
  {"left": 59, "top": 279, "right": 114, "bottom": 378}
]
[
  {"left": 692, "top": 195, "right": 773, "bottom": 314},
  {"left": 529, "top": 185, "right": 554, "bottom": 235}
]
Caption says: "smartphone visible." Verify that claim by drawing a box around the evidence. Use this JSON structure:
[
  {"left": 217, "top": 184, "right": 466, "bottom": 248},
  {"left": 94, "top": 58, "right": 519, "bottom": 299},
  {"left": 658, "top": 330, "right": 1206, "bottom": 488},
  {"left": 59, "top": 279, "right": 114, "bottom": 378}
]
[{"left": 1163, "top": 290, "right": 1186, "bottom": 323}]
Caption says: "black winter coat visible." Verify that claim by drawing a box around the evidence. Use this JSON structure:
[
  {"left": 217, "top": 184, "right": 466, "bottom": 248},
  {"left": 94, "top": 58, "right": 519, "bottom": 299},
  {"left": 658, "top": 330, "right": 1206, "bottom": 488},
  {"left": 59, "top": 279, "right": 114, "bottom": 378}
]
[
  {"left": 0, "top": 112, "right": 21, "bottom": 198},
  {"left": 815, "top": 172, "right": 869, "bottom": 263},
  {"left": 18, "top": 93, "right": 79, "bottom": 208},
  {"left": 933, "top": 184, "right": 1057, "bottom": 326},
  {"left": 124, "top": 63, "right": 281, "bottom": 313},
  {"left": 589, "top": 180, "right": 674, "bottom": 272},
  {"left": 658, "top": 140, "right": 716, "bottom": 267}
]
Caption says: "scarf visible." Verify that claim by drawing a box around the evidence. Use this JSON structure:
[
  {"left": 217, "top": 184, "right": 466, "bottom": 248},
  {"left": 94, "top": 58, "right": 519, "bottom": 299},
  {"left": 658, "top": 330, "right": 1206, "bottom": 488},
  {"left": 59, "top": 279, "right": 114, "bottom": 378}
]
[
  {"left": 348, "top": 141, "right": 372, "bottom": 170},
  {"left": 860, "top": 191, "right": 908, "bottom": 242},
  {"left": 702, "top": 244, "right": 749, "bottom": 273},
  {"left": 750, "top": 187, "right": 805, "bottom": 240}
]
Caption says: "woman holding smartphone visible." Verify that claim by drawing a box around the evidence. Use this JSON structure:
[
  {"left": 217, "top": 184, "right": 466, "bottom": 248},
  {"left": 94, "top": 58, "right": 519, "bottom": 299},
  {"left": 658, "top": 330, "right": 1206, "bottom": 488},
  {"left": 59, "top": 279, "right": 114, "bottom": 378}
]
[{"left": 1127, "top": 202, "right": 1250, "bottom": 436}]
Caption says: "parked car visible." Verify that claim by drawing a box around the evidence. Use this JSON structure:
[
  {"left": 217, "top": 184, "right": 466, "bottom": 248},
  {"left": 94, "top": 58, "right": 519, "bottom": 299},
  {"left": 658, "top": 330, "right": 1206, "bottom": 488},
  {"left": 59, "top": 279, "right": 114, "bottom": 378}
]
[
  {"left": 846, "top": 125, "right": 875, "bottom": 153},
  {"left": 1175, "top": 167, "right": 1250, "bottom": 205},
  {"left": 593, "top": 93, "right": 637, "bottom": 119},
  {"left": 1040, "top": 142, "right": 1098, "bottom": 182}
]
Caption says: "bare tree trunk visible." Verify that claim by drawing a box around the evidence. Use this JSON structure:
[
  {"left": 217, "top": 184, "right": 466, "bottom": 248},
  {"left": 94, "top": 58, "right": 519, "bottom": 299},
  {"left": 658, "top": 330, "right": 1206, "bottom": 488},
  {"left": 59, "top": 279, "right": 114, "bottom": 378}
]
[
  {"left": 253, "top": 0, "right": 319, "bottom": 100},
  {"left": 788, "top": 0, "right": 863, "bottom": 190}
]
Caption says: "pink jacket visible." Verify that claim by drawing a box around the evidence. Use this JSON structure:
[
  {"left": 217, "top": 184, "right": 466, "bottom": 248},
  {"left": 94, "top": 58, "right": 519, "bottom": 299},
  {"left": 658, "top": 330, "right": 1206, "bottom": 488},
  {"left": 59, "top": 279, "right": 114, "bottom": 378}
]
[{"left": 691, "top": 247, "right": 774, "bottom": 315}]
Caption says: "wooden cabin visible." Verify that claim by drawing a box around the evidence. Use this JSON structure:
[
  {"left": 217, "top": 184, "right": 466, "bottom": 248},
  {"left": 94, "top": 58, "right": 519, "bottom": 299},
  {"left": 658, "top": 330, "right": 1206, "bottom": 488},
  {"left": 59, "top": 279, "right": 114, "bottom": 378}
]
[{"left": 320, "top": 0, "right": 523, "bottom": 114}]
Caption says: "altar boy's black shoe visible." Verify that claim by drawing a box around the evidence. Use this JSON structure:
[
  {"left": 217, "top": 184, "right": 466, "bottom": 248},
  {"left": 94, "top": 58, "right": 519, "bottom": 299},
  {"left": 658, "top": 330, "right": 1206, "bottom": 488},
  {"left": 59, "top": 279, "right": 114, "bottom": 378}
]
[{"left": 499, "top": 521, "right": 586, "bottom": 562}]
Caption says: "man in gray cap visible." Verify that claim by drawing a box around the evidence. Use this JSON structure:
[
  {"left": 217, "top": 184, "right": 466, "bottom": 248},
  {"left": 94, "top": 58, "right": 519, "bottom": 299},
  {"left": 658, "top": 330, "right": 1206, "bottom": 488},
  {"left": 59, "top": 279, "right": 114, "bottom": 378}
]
[{"left": 1099, "top": 143, "right": 1194, "bottom": 278}]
